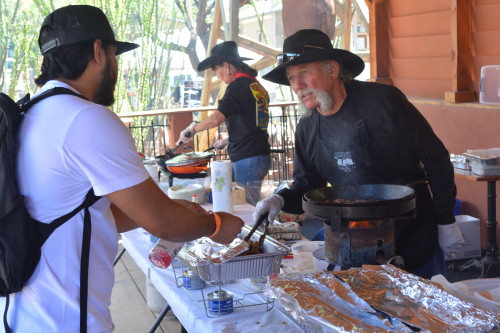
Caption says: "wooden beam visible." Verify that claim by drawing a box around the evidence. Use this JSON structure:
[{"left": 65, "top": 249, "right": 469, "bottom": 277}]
[
  {"left": 444, "top": 0, "right": 475, "bottom": 103},
  {"left": 218, "top": 28, "right": 281, "bottom": 60},
  {"left": 366, "top": 0, "right": 392, "bottom": 84}
]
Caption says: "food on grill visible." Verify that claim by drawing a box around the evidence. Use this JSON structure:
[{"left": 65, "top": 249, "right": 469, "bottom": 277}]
[{"left": 326, "top": 198, "right": 377, "bottom": 204}]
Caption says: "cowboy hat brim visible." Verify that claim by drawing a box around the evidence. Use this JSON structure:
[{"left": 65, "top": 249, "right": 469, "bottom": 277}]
[
  {"left": 262, "top": 49, "right": 365, "bottom": 86},
  {"left": 197, "top": 55, "right": 252, "bottom": 72}
]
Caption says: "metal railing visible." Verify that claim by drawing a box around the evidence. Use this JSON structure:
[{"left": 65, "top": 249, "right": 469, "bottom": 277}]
[{"left": 118, "top": 101, "right": 300, "bottom": 184}]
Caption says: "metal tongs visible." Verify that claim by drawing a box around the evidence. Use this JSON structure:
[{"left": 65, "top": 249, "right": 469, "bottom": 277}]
[{"left": 244, "top": 213, "right": 270, "bottom": 252}]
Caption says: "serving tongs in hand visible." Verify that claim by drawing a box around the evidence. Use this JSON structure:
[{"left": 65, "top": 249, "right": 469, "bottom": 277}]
[{"left": 244, "top": 213, "right": 270, "bottom": 252}]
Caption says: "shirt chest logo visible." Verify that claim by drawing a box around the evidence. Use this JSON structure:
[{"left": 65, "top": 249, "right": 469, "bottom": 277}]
[{"left": 333, "top": 152, "right": 355, "bottom": 172}]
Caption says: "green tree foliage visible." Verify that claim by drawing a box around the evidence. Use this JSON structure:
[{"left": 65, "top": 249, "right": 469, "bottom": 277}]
[{"left": 0, "top": 0, "right": 182, "bottom": 113}]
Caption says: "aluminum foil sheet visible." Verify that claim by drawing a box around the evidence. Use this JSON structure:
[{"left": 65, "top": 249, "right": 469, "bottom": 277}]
[
  {"left": 265, "top": 273, "right": 413, "bottom": 332},
  {"left": 334, "top": 265, "right": 500, "bottom": 332},
  {"left": 450, "top": 154, "right": 471, "bottom": 170},
  {"left": 176, "top": 225, "right": 290, "bottom": 282},
  {"left": 182, "top": 237, "right": 249, "bottom": 265}
]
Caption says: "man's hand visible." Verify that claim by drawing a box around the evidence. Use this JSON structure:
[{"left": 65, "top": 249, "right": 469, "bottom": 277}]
[
  {"left": 438, "top": 223, "right": 465, "bottom": 260},
  {"left": 252, "top": 194, "right": 284, "bottom": 224},
  {"left": 176, "top": 121, "right": 197, "bottom": 146},
  {"left": 209, "top": 212, "right": 244, "bottom": 244}
]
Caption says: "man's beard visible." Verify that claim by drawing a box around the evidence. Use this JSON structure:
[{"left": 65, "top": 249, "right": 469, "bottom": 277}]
[
  {"left": 94, "top": 55, "right": 117, "bottom": 106},
  {"left": 297, "top": 88, "right": 333, "bottom": 117}
]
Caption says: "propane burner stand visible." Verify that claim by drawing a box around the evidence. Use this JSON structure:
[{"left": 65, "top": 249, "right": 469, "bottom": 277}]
[
  {"left": 303, "top": 185, "right": 416, "bottom": 269},
  {"left": 159, "top": 168, "right": 208, "bottom": 187}
]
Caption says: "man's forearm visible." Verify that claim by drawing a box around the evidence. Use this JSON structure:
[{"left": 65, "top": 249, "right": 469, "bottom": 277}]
[{"left": 111, "top": 204, "right": 139, "bottom": 233}]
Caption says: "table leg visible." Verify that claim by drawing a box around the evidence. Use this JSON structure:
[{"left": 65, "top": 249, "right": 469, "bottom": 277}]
[
  {"left": 457, "top": 180, "right": 500, "bottom": 277},
  {"left": 485, "top": 181, "right": 498, "bottom": 259},
  {"left": 113, "top": 248, "right": 127, "bottom": 266},
  {"left": 148, "top": 303, "right": 171, "bottom": 333}
]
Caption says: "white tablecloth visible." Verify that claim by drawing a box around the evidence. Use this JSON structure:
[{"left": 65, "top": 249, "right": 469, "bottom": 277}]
[{"left": 121, "top": 203, "right": 306, "bottom": 333}]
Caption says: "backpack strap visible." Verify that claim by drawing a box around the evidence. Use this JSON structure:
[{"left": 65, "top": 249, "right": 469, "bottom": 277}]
[
  {"left": 3, "top": 189, "right": 99, "bottom": 333},
  {"left": 36, "top": 189, "right": 100, "bottom": 244},
  {"left": 19, "top": 87, "right": 87, "bottom": 111},
  {"left": 37, "top": 189, "right": 99, "bottom": 333}
]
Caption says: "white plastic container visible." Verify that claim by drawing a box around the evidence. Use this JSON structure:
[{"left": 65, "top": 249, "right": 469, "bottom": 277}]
[
  {"left": 479, "top": 65, "right": 500, "bottom": 105},
  {"left": 167, "top": 183, "right": 206, "bottom": 202},
  {"left": 291, "top": 241, "right": 325, "bottom": 254},
  {"left": 290, "top": 241, "right": 325, "bottom": 273}
]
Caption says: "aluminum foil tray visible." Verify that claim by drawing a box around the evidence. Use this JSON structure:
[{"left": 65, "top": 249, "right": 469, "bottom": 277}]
[
  {"left": 177, "top": 225, "right": 290, "bottom": 282},
  {"left": 465, "top": 148, "right": 500, "bottom": 165}
]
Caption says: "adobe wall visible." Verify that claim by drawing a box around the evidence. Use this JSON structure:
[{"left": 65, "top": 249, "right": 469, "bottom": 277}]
[
  {"left": 384, "top": 0, "right": 500, "bottom": 248},
  {"left": 411, "top": 100, "right": 500, "bottom": 249}
]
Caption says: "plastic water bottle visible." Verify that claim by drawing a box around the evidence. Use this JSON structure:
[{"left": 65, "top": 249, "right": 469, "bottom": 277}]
[
  {"left": 148, "top": 239, "right": 184, "bottom": 268},
  {"left": 192, "top": 194, "right": 199, "bottom": 203}
]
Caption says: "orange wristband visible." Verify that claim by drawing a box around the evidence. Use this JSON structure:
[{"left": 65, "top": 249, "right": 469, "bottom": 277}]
[{"left": 208, "top": 212, "right": 221, "bottom": 238}]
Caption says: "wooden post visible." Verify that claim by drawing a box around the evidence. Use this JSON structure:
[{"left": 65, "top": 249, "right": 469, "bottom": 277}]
[
  {"left": 200, "top": 0, "right": 222, "bottom": 108},
  {"left": 366, "top": 0, "right": 392, "bottom": 84},
  {"left": 344, "top": 0, "right": 352, "bottom": 50},
  {"left": 228, "top": 0, "right": 239, "bottom": 42},
  {"left": 195, "top": 0, "right": 225, "bottom": 152},
  {"left": 444, "top": 0, "right": 475, "bottom": 103}
]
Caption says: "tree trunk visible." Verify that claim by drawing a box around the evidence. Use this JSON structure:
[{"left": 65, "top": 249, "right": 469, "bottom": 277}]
[{"left": 282, "top": 0, "right": 336, "bottom": 38}]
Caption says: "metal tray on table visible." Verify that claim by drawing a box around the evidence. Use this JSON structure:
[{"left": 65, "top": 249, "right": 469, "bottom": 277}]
[
  {"left": 465, "top": 148, "right": 500, "bottom": 165},
  {"left": 177, "top": 225, "right": 290, "bottom": 283}
]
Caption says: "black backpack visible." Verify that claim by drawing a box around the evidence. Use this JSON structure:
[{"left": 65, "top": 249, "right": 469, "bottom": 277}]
[{"left": 0, "top": 87, "right": 100, "bottom": 333}]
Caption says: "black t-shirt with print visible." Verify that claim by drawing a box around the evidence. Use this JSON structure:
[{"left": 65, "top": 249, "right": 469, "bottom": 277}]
[
  {"left": 277, "top": 80, "right": 456, "bottom": 269},
  {"left": 217, "top": 76, "right": 270, "bottom": 162}
]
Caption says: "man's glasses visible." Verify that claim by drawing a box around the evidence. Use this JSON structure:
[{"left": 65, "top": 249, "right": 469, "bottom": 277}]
[{"left": 276, "top": 45, "right": 325, "bottom": 65}]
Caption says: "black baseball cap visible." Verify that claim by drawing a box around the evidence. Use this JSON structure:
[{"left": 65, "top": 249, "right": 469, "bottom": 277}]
[{"left": 39, "top": 5, "right": 139, "bottom": 55}]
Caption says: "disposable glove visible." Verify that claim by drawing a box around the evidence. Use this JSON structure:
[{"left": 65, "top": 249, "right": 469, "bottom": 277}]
[
  {"left": 213, "top": 137, "right": 229, "bottom": 150},
  {"left": 176, "top": 121, "right": 197, "bottom": 145},
  {"left": 252, "top": 194, "right": 284, "bottom": 225},
  {"left": 438, "top": 223, "right": 465, "bottom": 260}
]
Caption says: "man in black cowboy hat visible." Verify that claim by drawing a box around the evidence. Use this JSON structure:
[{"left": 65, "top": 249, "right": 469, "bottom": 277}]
[
  {"left": 177, "top": 41, "right": 271, "bottom": 205},
  {"left": 253, "top": 29, "right": 464, "bottom": 278},
  {"left": 11, "top": 6, "right": 243, "bottom": 332}
]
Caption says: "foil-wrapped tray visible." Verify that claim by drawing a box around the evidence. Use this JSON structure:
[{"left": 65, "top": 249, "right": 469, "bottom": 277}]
[
  {"left": 177, "top": 225, "right": 290, "bottom": 282},
  {"left": 266, "top": 266, "right": 500, "bottom": 333}
]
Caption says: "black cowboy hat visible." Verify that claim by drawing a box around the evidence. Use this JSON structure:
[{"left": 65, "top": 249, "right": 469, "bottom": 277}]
[
  {"left": 197, "top": 41, "right": 252, "bottom": 72},
  {"left": 39, "top": 5, "right": 139, "bottom": 56},
  {"left": 262, "top": 29, "right": 364, "bottom": 86}
]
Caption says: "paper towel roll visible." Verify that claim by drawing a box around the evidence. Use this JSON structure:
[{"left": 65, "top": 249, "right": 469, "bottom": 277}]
[{"left": 211, "top": 160, "right": 233, "bottom": 213}]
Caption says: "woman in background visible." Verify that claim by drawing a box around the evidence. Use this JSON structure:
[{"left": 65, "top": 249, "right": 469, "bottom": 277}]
[{"left": 177, "top": 41, "right": 271, "bottom": 205}]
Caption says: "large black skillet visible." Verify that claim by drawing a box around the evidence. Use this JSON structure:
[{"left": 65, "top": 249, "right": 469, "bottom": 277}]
[{"left": 302, "top": 184, "right": 416, "bottom": 232}]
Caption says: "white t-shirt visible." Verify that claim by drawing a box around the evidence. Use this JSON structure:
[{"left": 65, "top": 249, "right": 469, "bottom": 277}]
[{"left": 8, "top": 81, "right": 149, "bottom": 332}]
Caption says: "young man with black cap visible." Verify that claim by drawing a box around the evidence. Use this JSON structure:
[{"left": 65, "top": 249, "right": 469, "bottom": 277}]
[
  {"left": 177, "top": 41, "right": 271, "bottom": 205},
  {"left": 253, "top": 29, "right": 464, "bottom": 279},
  {"left": 10, "top": 5, "right": 243, "bottom": 332}
]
